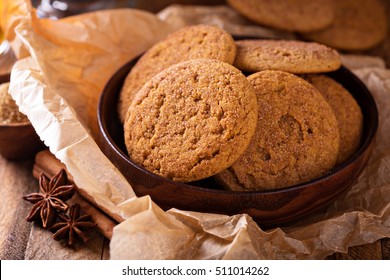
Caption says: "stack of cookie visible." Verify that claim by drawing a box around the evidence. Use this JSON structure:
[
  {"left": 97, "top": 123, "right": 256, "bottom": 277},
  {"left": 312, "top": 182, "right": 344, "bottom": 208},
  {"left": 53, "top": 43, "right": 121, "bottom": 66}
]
[
  {"left": 227, "top": 0, "right": 388, "bottom": 52},
  {"left": 118, "top": 24, "right": 363, "bottom": 192}
]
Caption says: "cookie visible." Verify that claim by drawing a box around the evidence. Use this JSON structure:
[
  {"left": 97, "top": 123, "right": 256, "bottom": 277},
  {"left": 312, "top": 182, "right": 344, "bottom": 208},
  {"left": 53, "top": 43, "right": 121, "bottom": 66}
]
[
  {"left": 234, "top": 39, "right": 341, "bottom": 74},
  {"left": 301, "top": 0, "right": 388, "bottom": 51},
  {"left": 215, "top": 70, "right": 340, "bottom": 191},
  {"left": 227, "top": 0, "right": 335, "bottom": 32},
  {"left": 124, "top": 59, "right": 258, "bottom": 183},
  {"left": 118, "top": 24, "right": 237, "bottom": 123},
  {"left": 304, "top": 74, "right": 363, "bottom": 165}
]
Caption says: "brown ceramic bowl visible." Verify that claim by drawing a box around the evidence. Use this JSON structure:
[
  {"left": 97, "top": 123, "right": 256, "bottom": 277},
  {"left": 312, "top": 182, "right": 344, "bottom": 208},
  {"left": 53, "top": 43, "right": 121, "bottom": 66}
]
[
  {"left": 0, "top": 73, "right": 10, "bottom": 84},
  {"left": 0, "top": 75, "right": 46, "bottom": 160},
  {"left": 97, "top": 58, "right": 378, "bottom": 227},
  {"left": 0, "top": 122, "right": 46, "bottom": 160}
]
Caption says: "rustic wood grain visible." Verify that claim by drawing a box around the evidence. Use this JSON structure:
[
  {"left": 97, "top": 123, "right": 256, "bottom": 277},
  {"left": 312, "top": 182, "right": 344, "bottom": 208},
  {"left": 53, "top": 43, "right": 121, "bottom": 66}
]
[
  {"left": 22, "top": 192, "right": 108, "bottom": 260},
  {"left": 33, "top": 150, "right": 119, "bottom": 239},
  {"left": 0, "top": 156, "right": 36, "bottom": 260},
  {"left": 24, "top": 219, "right": 105, "bottom": 260},
  {"left": 381, "top": 238, "right": 390, "bottom": 260},
  {"left": 31, "top": 150, "right": 115, "bottom": 259},
  {"left": 327, "top": 240, "right": 383, "bottom": 260},
  {"left": 0, "top": 154, "right": 108, "bottom": 260}
]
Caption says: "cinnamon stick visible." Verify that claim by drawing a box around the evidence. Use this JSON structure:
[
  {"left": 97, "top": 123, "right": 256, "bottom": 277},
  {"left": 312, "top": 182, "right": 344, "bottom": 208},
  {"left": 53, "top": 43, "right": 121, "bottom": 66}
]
[{"left": 33, "top": 150, "right": 118, "bottom": 240}]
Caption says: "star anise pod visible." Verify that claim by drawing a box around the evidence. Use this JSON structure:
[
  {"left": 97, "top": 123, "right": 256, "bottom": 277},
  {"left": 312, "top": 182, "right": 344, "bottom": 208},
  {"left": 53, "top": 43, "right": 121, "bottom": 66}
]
[
  {"left": 50, "top": 203, "right": 96, "bottom": 246},
  {"left": 23, "top": 169, "right": 75, "bottom": 228}
]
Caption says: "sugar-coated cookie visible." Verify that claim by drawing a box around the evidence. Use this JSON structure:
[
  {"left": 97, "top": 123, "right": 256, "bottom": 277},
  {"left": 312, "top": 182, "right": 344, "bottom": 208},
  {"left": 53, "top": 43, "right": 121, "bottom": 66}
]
[
  {"left": 227, "top": 0, "right": 335, "bottom": 32},
  {"left": 118, "top": 24, "right": 237, "bottom": 123},
  {"left": 216, "top": 70, "right": 340, "bottom": 191},
  {"left": 124, "top": 59, "right": 258, "bottom": 182},
  {"left": 305, "top": 74, "right": 363, "bottom": 164},
  {"left": 301, "top": 0, "right": 388, "bottom": 51},
  {"left": 234, "top": 39, "right": 341, "bottom": 74}
]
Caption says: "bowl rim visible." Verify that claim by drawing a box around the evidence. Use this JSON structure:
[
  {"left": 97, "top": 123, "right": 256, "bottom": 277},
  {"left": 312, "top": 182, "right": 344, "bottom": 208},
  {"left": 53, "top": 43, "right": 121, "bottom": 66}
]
[{"left": 97, "top": 58, "right": 378, "bottom": 197}]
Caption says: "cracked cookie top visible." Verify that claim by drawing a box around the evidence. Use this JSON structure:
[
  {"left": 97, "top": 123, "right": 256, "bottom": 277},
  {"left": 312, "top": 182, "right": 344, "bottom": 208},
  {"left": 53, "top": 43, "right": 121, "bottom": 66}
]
[
  {"left": 215, "top": 70, "right": 340, "bottom": 191},
  {"left": 117, "top": 24, "right": 237, "bottom": 123},
  {"left": 301, "top": 0, "right": 387, "bottom": 51},
  {"left": 123, "top": 58, "right": 258, "bottom": 182},
  {"left": 304, "top": 74, "right": 363, "bottom": 165},
  {"left": 234, "top": 39, "right": 341, "bottom": 74},
  {"left": 227, "top": 0, "right": 335, "bottom": 32}
]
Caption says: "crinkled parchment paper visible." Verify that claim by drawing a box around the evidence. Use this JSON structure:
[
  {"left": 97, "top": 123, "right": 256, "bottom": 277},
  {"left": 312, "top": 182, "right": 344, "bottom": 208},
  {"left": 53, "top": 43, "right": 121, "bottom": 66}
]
[{"left": 2, "top": 2, "right": 390, "bottom": 259}]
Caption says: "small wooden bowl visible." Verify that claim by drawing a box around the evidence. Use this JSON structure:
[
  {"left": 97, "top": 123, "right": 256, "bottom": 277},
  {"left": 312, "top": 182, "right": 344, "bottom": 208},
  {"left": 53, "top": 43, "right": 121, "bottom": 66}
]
[
  {"left": 0, "top": 122, "right": 46, "bottom": 160},
  {"left": 97, "top": 58, "right": 378, "bottom": 227},
  {"left": 0, "top": 74, "right": 46, "bottom": 160},
  {"left": 0, "top": 73, "right": 10, "bottom": 84}
]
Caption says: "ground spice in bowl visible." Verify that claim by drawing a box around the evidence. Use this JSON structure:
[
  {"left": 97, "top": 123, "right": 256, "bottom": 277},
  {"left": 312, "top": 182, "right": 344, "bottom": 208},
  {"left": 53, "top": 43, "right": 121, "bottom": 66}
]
[
  {"left": 0, "top": 82, "right": 29, "bottom": 124},
  {"left": 0, "top": 81, "right": 45, "bottom": 160}
]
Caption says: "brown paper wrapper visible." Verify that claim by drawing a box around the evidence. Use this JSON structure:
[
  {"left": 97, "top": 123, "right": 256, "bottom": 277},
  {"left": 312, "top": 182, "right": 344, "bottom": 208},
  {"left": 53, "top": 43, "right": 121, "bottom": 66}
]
[{"left": 3, "top": 2, "right": 390, "bottom": 259}]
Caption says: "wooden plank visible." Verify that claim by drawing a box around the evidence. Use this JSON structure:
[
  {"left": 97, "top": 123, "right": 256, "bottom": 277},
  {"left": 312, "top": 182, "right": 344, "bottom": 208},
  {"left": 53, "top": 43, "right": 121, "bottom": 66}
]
[
  {"left": 33, "top": 150, "right": 119, "bottom": 239},
  {"left": 329, "top": 240, "right": 383, "bottom": 260},
  {"left": 24, "top": 222, "right": 106, "bottom": 260},
  {"left": 381, "top": 238, "right": 390, "bottom": 260},
  {"left": 0, "top": 156, "right": 36, "bottom": 260},
  {"left": 29, "top": 150, "right": 115, "bottom": 259},
  {"left": 22, "top": 183, "right": 107, "bottom": 259},
  {"left": 23, "top": 193, "right": 106, "bottom": 260},
  {"left": 0, "top": 154, "right": 107, "bottom": 260}
]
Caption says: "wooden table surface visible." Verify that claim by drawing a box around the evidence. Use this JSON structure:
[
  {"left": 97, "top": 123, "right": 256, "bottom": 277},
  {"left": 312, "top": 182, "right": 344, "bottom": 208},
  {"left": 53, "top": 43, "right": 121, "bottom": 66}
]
[
  {"left": 0, "top": 155, "right": 110, "bottom": 260},
  {"left": 2, "top": 0, "right": 390, "bottom": 261}
]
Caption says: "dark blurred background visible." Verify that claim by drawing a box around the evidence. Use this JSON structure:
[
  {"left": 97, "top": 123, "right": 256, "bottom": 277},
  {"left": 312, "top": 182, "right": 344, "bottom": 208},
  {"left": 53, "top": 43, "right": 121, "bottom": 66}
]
[
  {"left": 31, "top": 0, "right": 226, "bottom": 18},
  {"left": 30, "top": 0, "right": 390, "bottom": 67}
]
